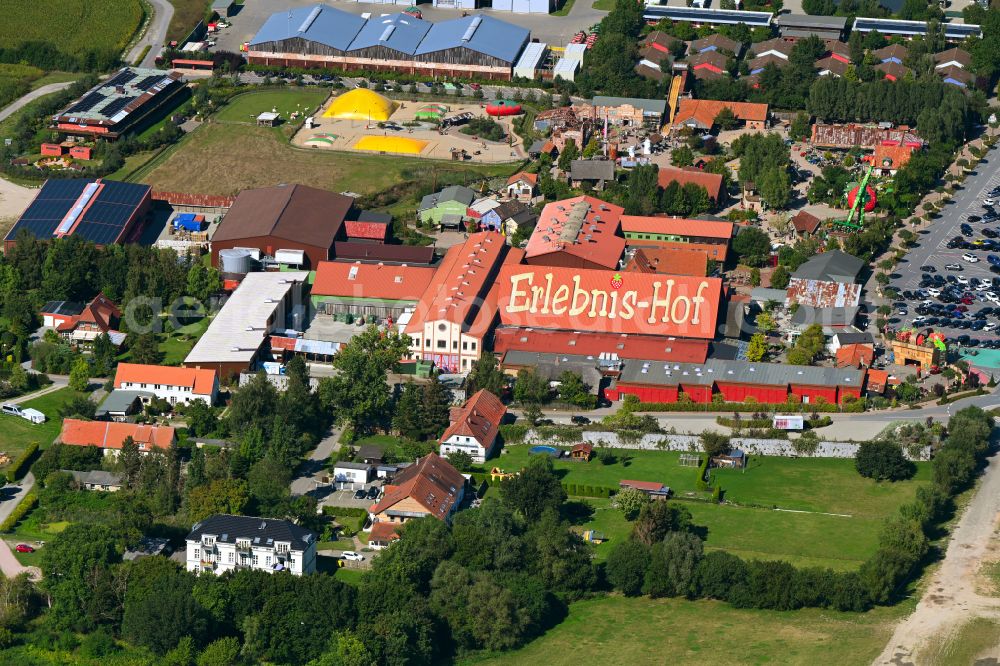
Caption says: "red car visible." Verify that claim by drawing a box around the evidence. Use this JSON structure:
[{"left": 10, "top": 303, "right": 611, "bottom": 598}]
[{"left": 14, "top": 544, "right": 34, "bottom": 553}]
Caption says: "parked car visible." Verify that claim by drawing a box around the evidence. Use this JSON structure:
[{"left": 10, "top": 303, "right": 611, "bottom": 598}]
[
  {"left": 945, "top": 263, "right": 963, "bottom": 271},
  {"left": 341, "top": 551, "right": 364, "bottom": 561},
  {"left": 570, "top": 415, "right": 591, "bottom": 425},
  {"left": 920, "top": 265, "right": 936, "bottom": 273},
  {"left": 0, "top": 404, "right": 45, "bottom": 424},
  {"left": 963, "top": 252, "right": 980, "bottom": 263},
  {"left": 353, "top": 489, "right": 367, "bottom": 500},
  {"left": 366, "top": 486, "right": 380, "bottom": 500},
  {"left": 14, "top": 544, "right": 34, "bottom": 553}
]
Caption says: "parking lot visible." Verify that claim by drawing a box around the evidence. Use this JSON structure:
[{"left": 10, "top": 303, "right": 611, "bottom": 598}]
[{"left": 888, "top": 151, "right": 1000, "bottom": 349}]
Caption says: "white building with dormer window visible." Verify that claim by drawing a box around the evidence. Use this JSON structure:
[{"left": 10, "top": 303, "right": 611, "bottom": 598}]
[{"left": 185, "top": 514, "right": 317, "bottom": 576}]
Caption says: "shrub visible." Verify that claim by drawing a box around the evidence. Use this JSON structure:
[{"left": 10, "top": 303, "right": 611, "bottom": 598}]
[
  {"left": 499, "top": 424, "right": 529, "bottom": 444},
  {"left": 7, "top": 441, "right": 39, "bottom": 482},
  {"left": 855, "top": 441, "right": 914, "bottom": 481},
  {"left": 0, "top": 492, "right": 37, "bottom": 532}
]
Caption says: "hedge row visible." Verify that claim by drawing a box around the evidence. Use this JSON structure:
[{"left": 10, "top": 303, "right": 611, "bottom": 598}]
[
  {"left": 6, "top": 442, "right": 39, "bottom": 483},
  {"left": 937, "top": 388, "right": 988, "bottom": 405},
  {"left": 0, "top": 492, "right": 37, "bottom": 532},
  {"left": 322, "top": 506, "right": 368, "bottom": 518},
  {"left": 562, "top": 483, "right": 614, "bottom": 498},
  {"left": 499, "top": 424, "right": 529, "bottom": 444},
  {"left": 629, "top": 401, "right": 842, "bottom": 413},
  {"left": 696, "top": 456, "right": 711, "bottom": 492},
  {"left": 715, "top": 417, "right": 771, "bottom": 429}
]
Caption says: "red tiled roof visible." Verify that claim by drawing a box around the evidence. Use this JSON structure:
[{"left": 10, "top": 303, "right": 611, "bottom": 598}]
[
  {"left": 369, "top": 521, "right": 401, "bottom": 543},
  {"left": 496, "top": 265, "right": 723, "bottom": 340},
  {"left": 114, "top": 363, "right": 216, "bottom": 396},
  {"left": 872, "top": 144, "right": 916, "bottom": 170},
  {"left": 620, "top": 215, "right": 733, "bottom": 240},
  {"left": 791, "top": 210, "right": 822, "bottom": 234},
  {"left": 495, "top": 327, "right": 710, "bottom": 363},
  {"left": 78, "top": 292, "right": 120, "bottom": 331},
  {"left": 370, "top": 452, "right": 465, "bottom": 520},
  {"left": 620, "top": 479, "right": 668, "bottom": 492},
  {"left": 344, "top": 220, "right": 388, "bottom": 241},
  {"left": 440, "top": 389, "right": 506, "bottom": 448},
  {"left": 671, "top": 99, "right": 768, "bottom": 129},
  {"left": 866, "top": 368, "right": 889, "bottom": 392},
  {"left": 572, "top": 442, "right": 593, "bottom": 455},
  {"left": 525, "top": 196, "right": 626, "bottom": 270},
  {"left": 60, "top": 418, "right": 175, "bottom": 451},
  {"left": 625, "top": 247, "right": 709, "bottom": 277},
  {"left": 507, "top": 171, "right": 538, "bottom": 186},
  {"left": 312, "top": 261, "right": 437, "bottom": 301},
  {"left": 836, "top": 343, "right": 874, "bottom": 368},
  {"left": 657, "top": 167, "right": 723, "bottom": 201}
]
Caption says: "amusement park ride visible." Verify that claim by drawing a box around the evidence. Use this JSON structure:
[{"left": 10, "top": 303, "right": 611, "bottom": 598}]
[{"left": 837, "top": 162, "right": 877, "bottom": 230}]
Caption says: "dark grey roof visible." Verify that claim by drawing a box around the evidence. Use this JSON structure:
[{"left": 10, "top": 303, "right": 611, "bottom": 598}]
[
  {"left": 95, "top": 389, "right": 152, "bottom": 417},
  {"left": 334, "top": 461, "right": 372, "bottom": 470},
  {"left": 502, "top": 350, "right": 603, "bottom": 390},
  {"left": 41, "top": 300, "right": 85, "bottom": 317},
  {"left": 592, "top": 95, "right": 667, "bottom": 115},
  {"left": 791, "top": 250, "right": 864, "bottom": 283},
  {"left": 570, "top": 159, "right": 616, "bottom": 181},
  {"left": 750, "top": 287, "right": 789, "bottom": 303},
  {"left": 790, "top": 305, "right": 860, "bottom": 327},
  {"left": 63, "top": 469, "right": 123, "bottom": 487},
  {"left": 643, "top": 5, "right": 773, "bottom": 27},
  {"left": 355, "top": 210, "right": 392, "bottom": 225},
  {"left": 419, "top": 185, "right": 476, "bottom": 211},
  {"left": 187, "top": 514, "right": 315, "bottom": 550},
  {"left": 618, "top": 357, "right": 864, "bottom": 388},
  {"left": 834, "top": 331, "right": 874, "bottom": 345},
  {"left": 357, "top": 444, "right": 384, "bottom": 459}
]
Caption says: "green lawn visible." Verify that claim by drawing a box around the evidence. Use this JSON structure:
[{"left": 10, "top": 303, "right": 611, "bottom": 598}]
[
  {"left": 334, "top": 566, "right": 366, "bottom": 586},
  {"left": 461, "top": 595, "right": 909, "bottom": 666},
  {"left": 30, "top": 72, "right": 80, "bottom": 90},
  {"left": 214, "top": 89, "right": 330, "bottom": 124},
  {"left": 0, "top": 388, "right": 81, "bottom": 469}
]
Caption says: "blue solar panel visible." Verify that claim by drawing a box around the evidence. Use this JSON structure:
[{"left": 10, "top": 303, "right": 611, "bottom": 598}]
[
  {"left": 67, "top": 92, "right": 106, "bottom": 114},
  {"left": 100, "top": 96, "right": 136, "bottom": 118}
]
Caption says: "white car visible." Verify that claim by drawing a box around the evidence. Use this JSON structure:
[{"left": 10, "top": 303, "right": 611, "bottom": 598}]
[
  {"left": 341, "top": 551, "right": 364, "bottom": 561},
  {"left": 956, "top": 275, "right": 969, "bottom": 285},
  {"left": 985, "top": 322, "right": 999, "bottom": 331},
  {"left": 987, "top": 292, "right": 1000, "bottom": 303},
  {"left": 985, "top": 199, "right": 996, "bottom": 206},
  {"left": 963, "top": 253, "right": 980, "bottom": 263},
  {"left": 927, "top": 287, "right": 942, "bottom": 297}
]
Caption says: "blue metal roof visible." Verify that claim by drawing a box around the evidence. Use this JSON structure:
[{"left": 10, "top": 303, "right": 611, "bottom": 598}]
[
  {"left": 348, "top": 13, "right": 431, "bottom": 55},
  {"left": 6, "top": 179, "right": 150, "bottom": 245},
  {"left": 415, "top": 14, "right": 529, "bottom": 63},
  {"left": 643, "top": 6, "right": 772, "bottom": 27},
  {"left": 250, "top": 4, "right": 365, "bottom": 51}
]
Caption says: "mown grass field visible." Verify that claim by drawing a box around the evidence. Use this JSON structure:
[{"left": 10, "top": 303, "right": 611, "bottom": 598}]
[
  {"left": 492, "top": 447, "right": 928, "bottom": 570},
  {"left": 168, "top": 0, "right": 210, "bottom": 43},
  {"left": 138, "top": 89, "right": 517, "bottom": 201},
  {"left": 0, "top": 388, "right": 81, "bottom": 466},
  {"left": 0, "top": 0, "right": 144, "bottom": 55},
  {"left": 462, "top": 595, "right": 910, "bottom": 666}
]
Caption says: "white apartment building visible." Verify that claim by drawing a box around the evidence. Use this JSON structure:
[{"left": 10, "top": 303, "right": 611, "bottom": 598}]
[
  {"left": 186, "top": 514, "right": 317, "bottom": 576},
  {"left": 114, "top": 362, "right": 219, "bottom": 406}
]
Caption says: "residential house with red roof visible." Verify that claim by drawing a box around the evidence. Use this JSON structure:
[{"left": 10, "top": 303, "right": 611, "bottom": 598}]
[
  {"left": 114, "top": 363, "right": 219, "bottom": 406},
  {"left": 41, "top": 292, "right": 123, "bottom": 346},
  {"left": 368, "top": 521, "right": 401, "bottom": 550},
  {"left": 311, "top": 260, "right": 437, "bottom": 321},
  {"left": 405, "top": 232, "right": 523, "bottom": 373},
  {"left": 671, "top": 99, "right": 768, "bottom": 132},
  {"left": 369, "top": 452, "right": 466, "bottom": 525},
  {"left": 525, "top": 195, "right": 626, "bottom": 271},
  {"left": 59, "top": 418, "right": 176, "bottom": 456},
  {"left": 505, "top": 172, "right": 539, "bottom": 202},
  {"left": 439, "top": 389, "right": 506, "bottom": 462},
  {"left": 791, "top": 210, "right": 822, "bottom": 237},
  {"left": 656, "top": 166, "right": 725, "bottom": 203}
]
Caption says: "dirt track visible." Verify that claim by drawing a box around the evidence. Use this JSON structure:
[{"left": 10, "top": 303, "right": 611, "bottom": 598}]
[{"left": 874, "top": 448, "right": 1000, "bottom": 665}]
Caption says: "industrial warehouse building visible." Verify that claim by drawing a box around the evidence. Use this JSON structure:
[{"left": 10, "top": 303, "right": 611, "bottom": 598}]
[
  {"left": 247, "top": 5, "right": 530, "bottom": 80},
  {"left": 4, "top": 178, "right": 152, "bottom": 251},
  {"left": 210, "top": 184, "right": 354, "bottom": 270},
  {"left": 311, "top": 261, "right": 437, "bottom": 321},
  {"left": 52, "top": 68, "right": 186, "bottom": 140}
]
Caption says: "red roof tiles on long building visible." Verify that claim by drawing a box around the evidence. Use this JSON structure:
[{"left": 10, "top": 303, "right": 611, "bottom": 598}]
[
  {"left": 525, "top": 196, "right": 626, "bottom": 270},
  {"left": 312, "top": 261, "right": 437, "bottom": 301},
  {"left": 494, "top": 327, "right": 710, "bottom": 363}
]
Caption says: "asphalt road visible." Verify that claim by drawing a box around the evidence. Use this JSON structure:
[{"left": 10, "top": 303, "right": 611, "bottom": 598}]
[
  {"left": 888, "top": 146, "right": 1000, "bottom": 340},
  {"left": 125, "top": 0, "right": 175, "bottom": 68},
  {"left": 0, "top": 82, "right": 74, "bottom": 124}
]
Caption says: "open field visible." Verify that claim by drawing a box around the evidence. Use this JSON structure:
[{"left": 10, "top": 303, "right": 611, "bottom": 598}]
[
  {"left": 462, "top": 595, "right": 910, "bottom": 666},
  {"left": 493, "top": 447, "right": 928, "bottom": 569},
  {"left": 214, "top": 89, "right": 330, "bottom": 124},
  {"left": 0, "top": 388, "right": 80, "bottom": 466},
  {"left": 138, "top": 89, "right": 517, "bottom": 203},
  {"left": 917, "top": 617, "right": 1000, "bottom": 664},
  {"left": 0, "top": 0, "right": 144, "bottom": 56}
]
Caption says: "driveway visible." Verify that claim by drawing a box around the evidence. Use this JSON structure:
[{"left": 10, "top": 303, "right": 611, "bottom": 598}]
[
  {"left": 4, "top": 379, "right": 69, "bottom": 405},
  {"left": 0, "top": 82, "right": 74, "bottom": 124},
  {"left": 125, "top": 0, "right": 175, "bottom": 68},
  {"left": 290, "top": 425, "right": 343, "bottom": 497},
  {"left": 0, "top": 539, "right": 40, "bottom": 581}
]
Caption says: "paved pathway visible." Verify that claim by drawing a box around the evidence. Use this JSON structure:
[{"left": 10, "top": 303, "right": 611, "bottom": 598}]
[
  {"left": 290, "top": 425, "right": 343, "bottom": 497},
  {"left": 0, "top": 82, "right": 74, "bottom": 124},
  {"left": 5, "top": 379, "right": 68, "bottom": 406},
  {"left": 125, "top": 0, "right": 174, "bottom": 68}
]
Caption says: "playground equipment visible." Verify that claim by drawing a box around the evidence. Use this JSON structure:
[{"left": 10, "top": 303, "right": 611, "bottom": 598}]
[
  {"left": 486, "top": 100, "right": 522, "bottom": 117},
  {"left": 836, "top": 163, "right": 876, "bottom": 230}
]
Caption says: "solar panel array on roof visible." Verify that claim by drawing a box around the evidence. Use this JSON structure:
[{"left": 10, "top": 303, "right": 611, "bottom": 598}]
[
  {"left": 106, "top": 70, "right": 138, "bottom": 88},
  {"left": 100, "top": 96, "right": 137, "bottom": 118},
  {"left": 135, "top": 74, "right": 166, "bottom": 91},
  {"left": 643, "top": 5, "right": 772, "bottom": 26},
  {"left": 4, "top": 179, "right": 150, "bottom": 246},
  {"left": 68, "top": 92, "right": 106, "bottom": 114}
]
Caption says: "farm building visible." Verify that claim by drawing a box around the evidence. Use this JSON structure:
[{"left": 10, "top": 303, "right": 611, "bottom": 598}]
[
  {"left": 786, "top": 250, "right": 865, "bottom": 309},
  {"left": 591, "top": 96, "right": 667, "bottom": 128},
  {"left": 493, "top": 327, "right": 711, "bottom": 364},
  {"left": 332, "top": 241, "right": 436, "bottom": 265},
  {"left": 525, "top": 195, "right": 625, "bottom": 270},
  {"left": 620, "top": 215, "right": 733, "bottom": 262},
  {"left": 671, "top": 100, "right": 768, "bottom": 132},
  {"left": 210, "top": 184, "right": 354, "bottom": 270},
  {"left": 810, "top": 123, "right": 923, "bottom": 150},
  {"left": 606, "top": 358, "right": 865, "bottom": 405},
  {"left": 4, "top": 179, "right": 151, "bottom": 251},
  {"left": 53, "top": 68, "right": 186, "bottom": 141},
  {"left": 404, "top": 232, "right": 522, "bottom": 373},
  {"left": 184, "top": 271, "right": 310, "bottom": 379},
  {"left": 248, "top": 6, "right": 530, "bottom": 80},
  {"left": 418, "top": 185, "right": 476, "bottom": 226},
  {"left": 310, "top": 260, "right": 437, "bottom": 320}
]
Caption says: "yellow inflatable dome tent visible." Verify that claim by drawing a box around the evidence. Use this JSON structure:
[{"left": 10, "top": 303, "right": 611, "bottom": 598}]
[{"left": 323, "top": 88, "right": 398, "bottom": 122}]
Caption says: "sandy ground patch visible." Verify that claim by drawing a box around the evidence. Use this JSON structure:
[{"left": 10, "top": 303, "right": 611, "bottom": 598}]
[{"left": 0, "top": 177, "right": 37, "bottom": 222}]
